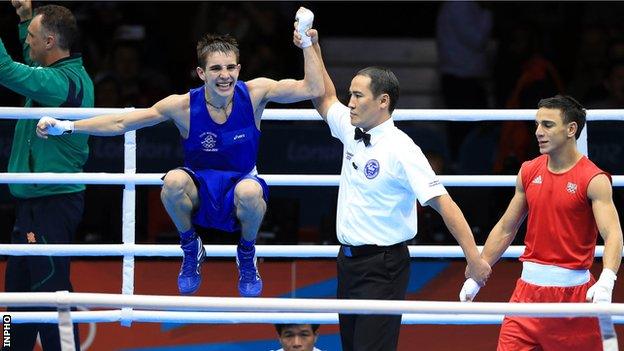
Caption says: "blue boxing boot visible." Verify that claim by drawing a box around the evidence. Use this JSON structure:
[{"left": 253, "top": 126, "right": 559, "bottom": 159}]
[
  {"left": 178, "top": 231, "right": 206, "bottom": 295},
  {"left": 236, "top": 240, "right": 262, "bottom": 297}
]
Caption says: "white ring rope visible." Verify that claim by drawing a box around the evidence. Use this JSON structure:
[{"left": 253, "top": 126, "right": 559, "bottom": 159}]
[
  {"left": 8, "top": 310, "right": 624, "bottom": 325},
  {"left": 0, "top": 244, "right": 616, "bottom": 258},
  {"left": 0, "top": 173, "right": 623, "bottom": 187},
  {"left": 2, "top": 292, "right": 623, "bottom": 318},
  {"left": 1, "top": 107, "right": 623, "bottom": 121},
  {"left": 8, "top": 310, "right": 505, "bottom": 325}
]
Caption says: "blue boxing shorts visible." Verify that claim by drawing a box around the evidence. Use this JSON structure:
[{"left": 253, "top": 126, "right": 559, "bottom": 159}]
[{"left": 178, "top": 167, "right": 269, "bottom": 232}]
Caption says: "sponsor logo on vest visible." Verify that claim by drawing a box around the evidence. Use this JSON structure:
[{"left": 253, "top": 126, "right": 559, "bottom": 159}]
[{"left": 532, "top": 175, "right": 542, "bottom": 184}]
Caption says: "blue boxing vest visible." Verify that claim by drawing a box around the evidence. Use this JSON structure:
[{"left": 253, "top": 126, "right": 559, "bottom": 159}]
[{"left": 183, "top": 81, "right": 260, "bottom": 173}]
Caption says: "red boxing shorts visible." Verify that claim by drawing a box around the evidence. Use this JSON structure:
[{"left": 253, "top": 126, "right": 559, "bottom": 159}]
[{"left": 497, "top": 278, "right": 602, "bottom": 351}]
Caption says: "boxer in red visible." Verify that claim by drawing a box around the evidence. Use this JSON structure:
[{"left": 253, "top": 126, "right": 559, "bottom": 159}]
[{"left": 460, "top": 95, "right": 623, "bottom": 351}]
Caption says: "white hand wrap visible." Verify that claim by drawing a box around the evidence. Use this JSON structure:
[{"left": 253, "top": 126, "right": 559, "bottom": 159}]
[
  {"left": 459, "top": 278, "right": 481, "bottom": 302},
  {"left": 295, "top": 7, "right": 314, "bottom": 48},
  {"left": 40, "top": 116, "right": 74, "bottom": 136},
  {"left": 586, "top": 268, "right": 617, "bottom": 304}
]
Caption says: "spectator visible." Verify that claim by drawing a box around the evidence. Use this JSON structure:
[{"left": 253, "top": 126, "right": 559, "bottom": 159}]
[
  {"left": 436, "top": 0, "right": 493, "bottom": 159},
  {"left": 493, "top": 23, "right": 563, "bottom": 174},
  {"left": 272, "top": 324, "right": 324, "bottom": 351}
]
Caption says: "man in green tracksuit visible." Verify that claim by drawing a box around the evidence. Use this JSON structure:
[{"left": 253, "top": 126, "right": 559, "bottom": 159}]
[{"left": 0, "top": 1, "right": 93, "bottom": 349}]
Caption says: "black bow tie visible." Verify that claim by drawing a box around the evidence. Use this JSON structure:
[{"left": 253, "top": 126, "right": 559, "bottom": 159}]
[{"left": 354, "top": 128, "right": 371, "bottom": 146}]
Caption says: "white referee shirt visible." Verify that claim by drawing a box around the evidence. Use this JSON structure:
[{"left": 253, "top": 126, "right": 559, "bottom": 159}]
[{"left": 327, "top": 102, "right": 447, "bottom": 246}]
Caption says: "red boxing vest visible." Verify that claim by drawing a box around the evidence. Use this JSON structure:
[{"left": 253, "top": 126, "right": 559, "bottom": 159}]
[{"left": 520, "top": 155, "right": 610, "bottom": 269}]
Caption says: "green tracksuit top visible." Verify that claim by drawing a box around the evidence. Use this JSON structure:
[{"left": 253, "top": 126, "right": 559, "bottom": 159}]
[{"left": 0, "top": 20, "right": 94, "bottom": 199}]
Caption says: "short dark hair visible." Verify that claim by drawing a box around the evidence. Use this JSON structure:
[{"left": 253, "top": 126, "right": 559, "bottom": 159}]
[
  {"left": 35, "top": 5, "right": 78, "bottom": 51},
  {"left": 537, "top": 95, "right": 586, "bottom": 139},
  {"left": 196, "top": 34, "right": 239, "bottom": 68},
  {"left": 275, "top": 324, "right": 320, "bottom": 335},
  {"left": 355, "top": 66, "right": 400, "bottom": 112}
]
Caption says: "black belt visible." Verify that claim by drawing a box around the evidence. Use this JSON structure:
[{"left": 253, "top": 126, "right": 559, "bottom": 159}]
[{"left": 341, "top": 242, "right": 406, "bottom": 258}]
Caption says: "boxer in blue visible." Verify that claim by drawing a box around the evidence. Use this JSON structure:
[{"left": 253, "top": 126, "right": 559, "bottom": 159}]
[{"left": 37, "top": 8, "right": 323, "bottom": 297}]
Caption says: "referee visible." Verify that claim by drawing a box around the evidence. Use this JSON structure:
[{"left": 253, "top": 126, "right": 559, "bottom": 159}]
[{"left": 295, "top": 25, "right": 492, "bottom": 350}]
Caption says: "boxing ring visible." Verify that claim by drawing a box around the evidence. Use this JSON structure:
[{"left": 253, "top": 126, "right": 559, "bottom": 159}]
[{"left": 0, "top": 107, "right": 623, "bottom": 348}]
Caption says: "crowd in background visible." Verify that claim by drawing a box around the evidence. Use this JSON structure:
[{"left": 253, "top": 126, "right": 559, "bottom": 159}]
[{"left": 1, "top": 1, "right": 623, "bottom": 246}]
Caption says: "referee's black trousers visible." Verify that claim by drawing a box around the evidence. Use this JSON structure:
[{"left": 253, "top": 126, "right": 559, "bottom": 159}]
[{"left": 337, "top": 243, "right": 410, "bottom": 351}]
